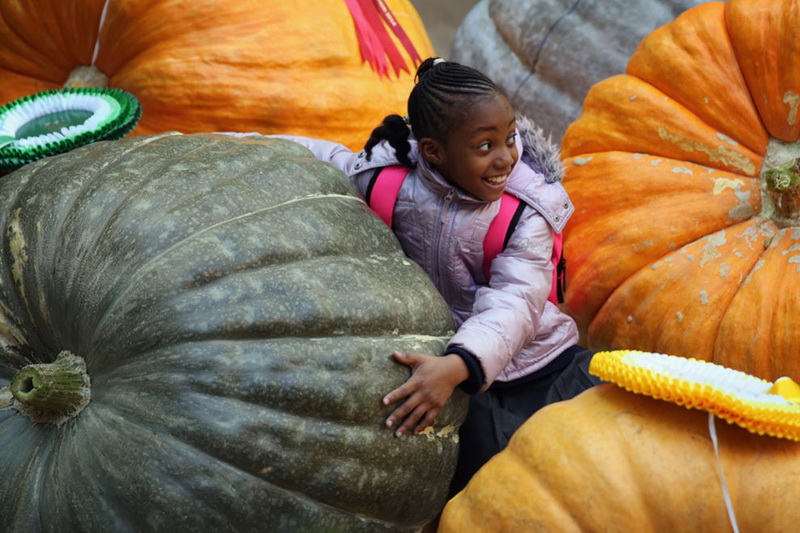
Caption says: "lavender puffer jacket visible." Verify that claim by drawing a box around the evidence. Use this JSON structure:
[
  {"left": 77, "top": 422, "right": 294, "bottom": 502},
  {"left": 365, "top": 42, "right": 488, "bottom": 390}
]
[{"left": 270, "top": 115, "right": 579, "bottom": 389}]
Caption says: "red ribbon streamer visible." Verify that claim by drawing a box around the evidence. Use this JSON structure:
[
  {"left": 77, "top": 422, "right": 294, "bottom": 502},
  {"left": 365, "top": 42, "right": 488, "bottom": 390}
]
[
  {"left": 345, "top": 0, "right": 423, "bottom": 78},
  {"left": 374, "top": 0, "right": 422, "bottom": 66}
]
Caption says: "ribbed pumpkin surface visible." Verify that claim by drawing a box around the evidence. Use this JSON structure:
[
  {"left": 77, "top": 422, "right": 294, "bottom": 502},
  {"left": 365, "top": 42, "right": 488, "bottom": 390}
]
[
  {"left": 451, "top": 0, "right": 705, "bottom": 141},
  {"left": 561, "top": 0, "right": 800, "bottom": 380},
  {"left": 439, "top": 384, "right": 800, "bottom": 532},
  {"left": 0, "top": 0, "right": 433, "bottom": 150},
  {"left": 0, "top": 133, "right": 466, "bottom": 532}
]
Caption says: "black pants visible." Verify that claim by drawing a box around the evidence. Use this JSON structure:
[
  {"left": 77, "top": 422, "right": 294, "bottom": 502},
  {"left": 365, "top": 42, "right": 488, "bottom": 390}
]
[{"left": 448, "top": 346, "right": 601, "bottom": 497}]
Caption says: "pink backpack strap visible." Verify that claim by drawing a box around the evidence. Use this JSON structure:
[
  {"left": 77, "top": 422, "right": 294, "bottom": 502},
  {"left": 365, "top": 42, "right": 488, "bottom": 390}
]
[
  {"left": 367, "top": 169, "right": 565, "bottom": 306},
  {"left": 482, "top": 192, "right": 521, "bottom": 280},
  {"left": 484, "top": 193, "right": 563, "bottom": 306},
  {"left": 365, "top": 165, "right": 410, "bottom": 228}
]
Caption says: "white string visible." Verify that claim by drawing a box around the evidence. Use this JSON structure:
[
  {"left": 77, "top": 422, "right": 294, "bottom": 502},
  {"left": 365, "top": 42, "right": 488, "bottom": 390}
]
[
  {"left": 709, "top": 413, "right": 739, "bottom": 533},
  {"left": 91, "top": 0, "right": 111, "bottom": 66}
]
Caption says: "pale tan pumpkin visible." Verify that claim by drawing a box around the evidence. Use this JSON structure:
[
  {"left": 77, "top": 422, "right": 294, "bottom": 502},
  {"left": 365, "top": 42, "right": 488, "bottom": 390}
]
[
  {"left": 0, "top": 0, "right": 434, "bottom": 150},
  {"left": 439, "top": 383, "right": 800, "bottom": 532}
]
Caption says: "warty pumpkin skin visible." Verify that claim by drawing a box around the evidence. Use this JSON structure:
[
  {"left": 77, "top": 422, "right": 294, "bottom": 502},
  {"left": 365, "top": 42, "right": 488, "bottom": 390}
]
[
  {"left": 0, "top": 0, "right": 434, "bottom": 150},
  {"left": 560, "top": 0, "right": 800, "bottom": 380},
  {"left": 451, "top": 0, "right": 706, "bottom": 142},
  {"left": 0, "top": 133, "right": 467, "bottom": 532},
  {"left": 438, "top": 384, "right": 800, "bottom": 532}
]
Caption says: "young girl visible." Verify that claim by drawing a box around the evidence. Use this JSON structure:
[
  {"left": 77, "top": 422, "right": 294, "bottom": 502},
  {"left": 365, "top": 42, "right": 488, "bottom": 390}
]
[{"left": 270, "top": 57, "right": 600, "bottom": 495}]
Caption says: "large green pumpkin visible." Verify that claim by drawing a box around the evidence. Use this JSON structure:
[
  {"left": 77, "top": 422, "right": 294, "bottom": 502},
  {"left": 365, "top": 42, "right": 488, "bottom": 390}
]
[{"left": 0, "top": 133, "right": 467, "bottom": 532}]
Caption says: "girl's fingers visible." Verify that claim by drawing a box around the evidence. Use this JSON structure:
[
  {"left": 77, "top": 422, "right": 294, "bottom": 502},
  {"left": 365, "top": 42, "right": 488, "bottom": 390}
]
[
  {"left": 394, "top": 403, "right": 427, "bottom": 438},
  {"left": 413, "top": 408, "right": 439, "bottom": 435},
  {"left": 383, "top": 351, "right": 441, "bottom": 435},
  {"left": 382, "top": 385, "right": 406, "bottom": 406},
  {"left": 392, "top": 350, "right": 423, "bottom": 367},
  {"left": 382, "top": 352, "right": 422, "bottom": 405},
  {"left": 385, "top": 392, "right": 418, "bottom": 428}
]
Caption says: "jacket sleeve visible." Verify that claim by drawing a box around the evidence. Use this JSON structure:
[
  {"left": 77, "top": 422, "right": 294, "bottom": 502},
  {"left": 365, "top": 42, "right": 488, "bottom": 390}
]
[
  {"left": 267, "top": 135, "right": 389, "bottom": 200},
  {"left": 218, "top": 133, "right": 401, "bottom": 199},
  {"left": 447, "top": 209, "right": 555, "bottom": 389},
  {"left": 268, "top": 135, "right": 356, "bottom": 175}
]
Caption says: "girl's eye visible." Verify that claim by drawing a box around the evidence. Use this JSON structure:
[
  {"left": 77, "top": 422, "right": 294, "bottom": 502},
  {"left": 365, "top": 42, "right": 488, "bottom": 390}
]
[
  {"left": 506, "top": 133, "right": 517, "bottom": 146},
  {"left": 478, "top": 142, "right": 491, "bottom": 151}
]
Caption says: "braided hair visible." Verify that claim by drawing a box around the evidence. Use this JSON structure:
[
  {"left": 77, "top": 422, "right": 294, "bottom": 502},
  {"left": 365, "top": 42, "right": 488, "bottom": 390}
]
[{"left": 364, "top": 57, "right": 505, "bottom": 168}]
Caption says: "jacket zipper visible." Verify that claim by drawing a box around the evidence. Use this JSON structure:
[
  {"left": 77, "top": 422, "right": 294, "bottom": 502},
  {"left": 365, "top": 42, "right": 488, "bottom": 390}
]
[{"left": 432, "top": 190, "right": 455, "bottom": 302}]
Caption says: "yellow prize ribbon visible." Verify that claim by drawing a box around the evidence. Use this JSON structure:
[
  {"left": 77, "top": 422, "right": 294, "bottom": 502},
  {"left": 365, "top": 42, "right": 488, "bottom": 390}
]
[{"left": 590, "top": 350, "right": 800, "bottom": 441}]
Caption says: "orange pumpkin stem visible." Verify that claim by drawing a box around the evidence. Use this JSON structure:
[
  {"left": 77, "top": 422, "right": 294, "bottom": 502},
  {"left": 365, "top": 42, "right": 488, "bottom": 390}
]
[{"left": 64, "top": 66, "right": 109, "bottom": 89}]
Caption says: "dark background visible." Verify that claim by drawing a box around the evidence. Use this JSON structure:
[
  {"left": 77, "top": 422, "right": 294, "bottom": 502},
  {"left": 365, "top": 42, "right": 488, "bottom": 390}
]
[{"left": 410, "top": 0, "right": 481, "bottom": 59}]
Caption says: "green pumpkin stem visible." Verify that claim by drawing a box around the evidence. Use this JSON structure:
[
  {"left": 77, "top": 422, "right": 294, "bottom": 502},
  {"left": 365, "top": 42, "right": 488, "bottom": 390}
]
[
  {"left": 10, "top": 351, "right": 91, "bottom": 425},
  {"left": 764, "top": 159, "right": 800, "bottom": 228},
  {"left": 765, "top": 159, "right": 800, "bottom": 190},
  {"left": 64, "top": 66, "right": 109, "bottom": 88}
]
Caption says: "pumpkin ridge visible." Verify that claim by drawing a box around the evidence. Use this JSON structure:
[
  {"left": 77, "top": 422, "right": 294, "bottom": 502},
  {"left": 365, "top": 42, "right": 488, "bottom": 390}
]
[
  {"left": 53, "top": 402, "right": 397, "bottom": 532},
  {"left": 109, "top": 192, "right": 364, "bottom": 285},
  {"left": 0, "top": 308, "right": 28, "bottom": 361},
  {"left": 587, "top": 217, "right": 776, "bottom": 355},
  {"left": 0, "top": 8, "right": 66, "bottom": 85},
  {"left": 625, "top": 2, "right": 768, "bottom": 156},
  {"left": 562, "top": 75, "right": 763, "bottom": 176},
  {"left": 42, "top": 136, "right": 191, "bottom": 347},
  {"left": 1, "top": 62, "right": 59, "bottom": 85},
  {"left": 506, "top": 25, "right": 554, "bottom": 103},
  {"left": 87, "top": 196, "right": 375, "bottom": 342},
  {"left": 54, "top": 134, "right": 267, "bottom": 331},
  {"left": 0, "top": 414, "right": 58, "bottom": 529},
  {"left": 93, "top": 362, "right": 451, "bottom": 529},
  {"left": 511, "top": 1, "right": 580, "bottom": 93},
  {"left": 83, "top": 253, "right": 446, "bottom": 362},
  {"left": 93, "top": 336, "right": 455, "bottom": 421},
  {"left": 45, "top": 142, "right": 163, "bottom": 318}
]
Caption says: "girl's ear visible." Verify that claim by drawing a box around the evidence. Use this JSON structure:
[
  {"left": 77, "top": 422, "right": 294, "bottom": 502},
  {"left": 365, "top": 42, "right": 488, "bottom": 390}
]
[{"left": 418, "top": 138, "right": 444, "bottom": 165}]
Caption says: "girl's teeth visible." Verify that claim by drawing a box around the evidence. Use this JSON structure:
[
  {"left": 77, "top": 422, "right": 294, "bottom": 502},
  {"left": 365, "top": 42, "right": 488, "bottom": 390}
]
[{"left": 486, "top": 175, "right": 506, "bottom": 184}]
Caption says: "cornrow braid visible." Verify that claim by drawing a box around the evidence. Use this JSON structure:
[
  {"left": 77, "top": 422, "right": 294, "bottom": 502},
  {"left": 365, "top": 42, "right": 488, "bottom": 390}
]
[
  {"left": 364, "top": 58, "right": 504, "bottom": 168},
  {"left": 408, "top": 57, "right": 504, "bottom": 142}
]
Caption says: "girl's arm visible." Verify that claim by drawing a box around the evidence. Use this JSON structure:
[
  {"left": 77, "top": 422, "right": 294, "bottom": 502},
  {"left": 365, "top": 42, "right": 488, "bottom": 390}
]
[
  {"left": 268, "top": 135, "right": 356, "bottom": 175},
  {"left": 215, "top": 132, "right": 357, "bottom": 174},
  {"left": 219, "top": 133, "right": 404, "bottom": 201},
  {"left": 264, "top": 135, "right": 388, "bottom": 199},
  {"left": 382, "top": 214, "right": 556, "bottom": 435},
  {"left": 449, "top": 212, "right": 557, "bottom": 389}
]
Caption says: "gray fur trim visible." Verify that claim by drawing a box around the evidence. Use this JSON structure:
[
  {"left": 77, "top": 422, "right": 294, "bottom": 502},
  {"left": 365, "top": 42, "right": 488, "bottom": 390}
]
[{"left": 516, "top": 114, "right": 563, "bottom": 183}]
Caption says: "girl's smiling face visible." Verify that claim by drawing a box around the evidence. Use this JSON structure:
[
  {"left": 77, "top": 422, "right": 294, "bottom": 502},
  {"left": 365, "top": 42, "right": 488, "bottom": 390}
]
[{"left": 419, "top": 93, "right": 518, "bottom": 202}]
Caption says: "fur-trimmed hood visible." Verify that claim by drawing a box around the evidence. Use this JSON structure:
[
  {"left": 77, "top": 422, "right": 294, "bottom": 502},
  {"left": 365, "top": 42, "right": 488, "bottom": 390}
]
[
  {"left": 504, "top": 114, "right": 572, "bottom": 233},
  {"left": 406, "top": 112, "right": 572, "bottom": 232},
  {"left": 516, "top": 113, "right": 563, "bottom": 184}
]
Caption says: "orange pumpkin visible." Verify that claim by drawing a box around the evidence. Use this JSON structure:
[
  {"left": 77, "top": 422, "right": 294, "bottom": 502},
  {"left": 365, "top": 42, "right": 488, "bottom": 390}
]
[
  {"left": 0, "top": 0, "right": 433, "bottom": 150},
  {"left": 560, "top": 0, "right": 800, "bottom": 380},
  {"left": 439, "top": 383, "right": 800, "bottom": 532}
]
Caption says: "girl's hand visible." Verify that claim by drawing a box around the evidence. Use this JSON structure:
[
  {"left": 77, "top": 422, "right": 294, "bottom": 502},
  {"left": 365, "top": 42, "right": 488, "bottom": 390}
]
[{"left": 382, "top": 352, "right": 469, "bottom": 437}]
